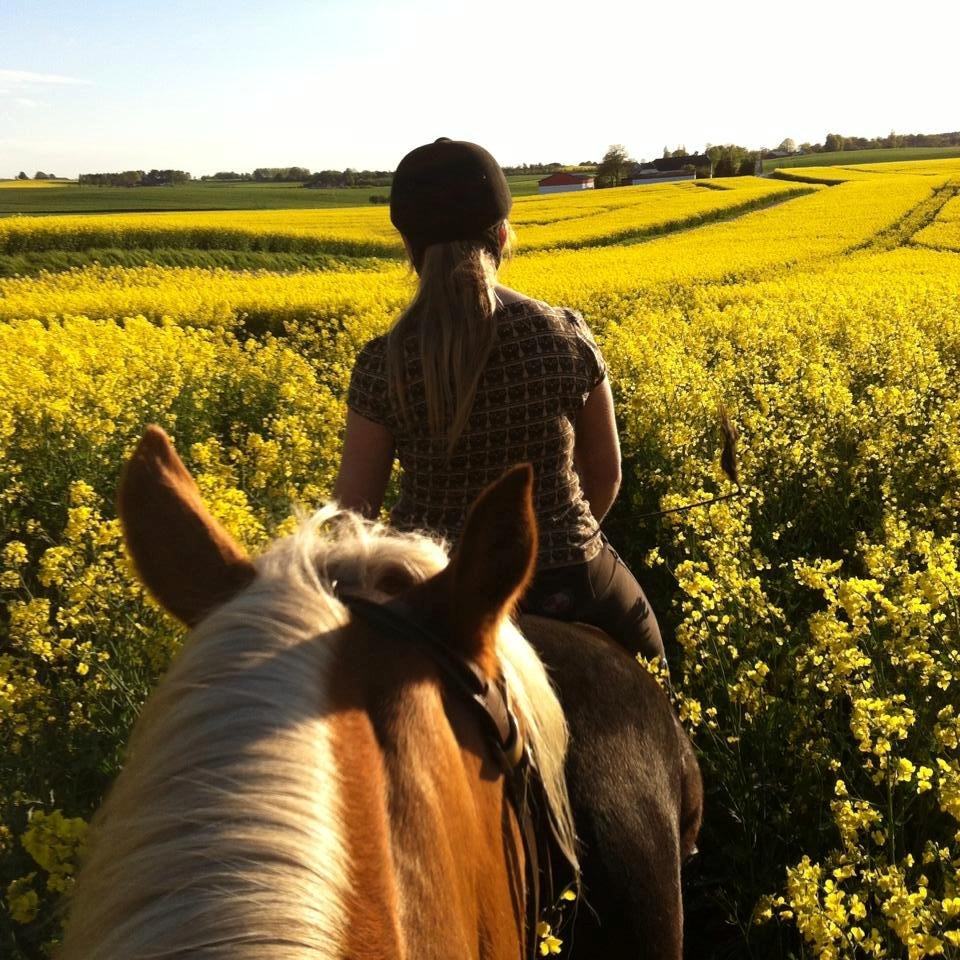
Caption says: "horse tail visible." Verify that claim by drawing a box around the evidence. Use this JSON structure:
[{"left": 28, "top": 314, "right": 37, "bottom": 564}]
[{"left": 676, "top": 718, "right": 703, "bottom": 859}]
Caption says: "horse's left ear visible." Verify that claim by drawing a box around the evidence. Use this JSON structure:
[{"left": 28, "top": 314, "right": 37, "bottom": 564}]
[
  {"left": 118, "top": 426, "right": 257, "bottom": 627},
  {"left": 434, "top": 464, "right": 538, "bottom": 668}
]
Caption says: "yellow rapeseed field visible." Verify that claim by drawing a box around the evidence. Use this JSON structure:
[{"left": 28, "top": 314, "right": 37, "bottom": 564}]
[
  {"left": 0, "top": 176, "right": 808, "bottom": 258},
  {"left": 2, "top": 168, "right": 960, "bottom": 959},
  {"left": 0, "top": 181, "right": 68, "bottom": 190}
]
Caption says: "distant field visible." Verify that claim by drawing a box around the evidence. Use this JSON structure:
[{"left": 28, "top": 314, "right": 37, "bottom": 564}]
[
  {"left": 0, "top": 175, "right": 544, "bottom": 216},
  {"left": 769, "top": 157, "right": 960, "bottom": 185},
  {"left": 762, "top": 145, "right": 960, "bottom": 172},
  {"left": 504, "top": 176, "right": 545, "bottom": 196},
  {"left": 0, "top": 177, "right": 817, "bottom": 277},
  {"left": 0, "top": 180, "right": 391, "bottom": 215}
]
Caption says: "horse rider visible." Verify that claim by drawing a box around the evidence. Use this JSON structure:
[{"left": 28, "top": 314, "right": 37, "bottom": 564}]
[{"left": 333, "top": 137, "right": 664, "bottom": 665}]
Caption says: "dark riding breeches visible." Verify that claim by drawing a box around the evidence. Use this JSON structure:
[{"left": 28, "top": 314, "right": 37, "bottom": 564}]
[{"left": 518, "top": 539, "right": 665, "bottom": 664}]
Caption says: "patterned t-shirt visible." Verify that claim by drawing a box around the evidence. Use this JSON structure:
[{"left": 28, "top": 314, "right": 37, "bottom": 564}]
[{"left": 346, "top": 297, "right": 607, "bottom": 569}]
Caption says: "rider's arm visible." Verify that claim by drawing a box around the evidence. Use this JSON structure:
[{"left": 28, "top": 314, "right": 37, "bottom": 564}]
[
  {"left": 573, "top": 377, "right": 622, "bottom": 523},
  {"left": 333, "top": 409, "right": 394, "bottom": 518}
]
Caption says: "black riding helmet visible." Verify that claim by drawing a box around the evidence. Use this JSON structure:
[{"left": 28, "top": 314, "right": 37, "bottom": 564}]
[{"left": 390, "top": 138, "right": 512, "bottom": 253}]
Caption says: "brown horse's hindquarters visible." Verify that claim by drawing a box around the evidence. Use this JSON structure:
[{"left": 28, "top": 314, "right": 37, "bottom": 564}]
[
  {"left": 521, "top": 616, "right": 696, "bottom": 960},
  {"left": 519, "top": 540, "right": 665, "bottom": 663}
]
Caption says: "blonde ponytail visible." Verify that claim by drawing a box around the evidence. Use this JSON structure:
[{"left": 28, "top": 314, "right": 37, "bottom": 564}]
[{"left": 385, "top": 221, "right": 514, "bottom": 455}]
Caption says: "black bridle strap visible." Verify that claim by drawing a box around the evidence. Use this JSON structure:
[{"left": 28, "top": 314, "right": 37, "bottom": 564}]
[
  {"left": 340, "top": 593, "right": 546, "bottom": 959},
  {"left": 340, "top": 595, "right": 522, "bottom": 763}
]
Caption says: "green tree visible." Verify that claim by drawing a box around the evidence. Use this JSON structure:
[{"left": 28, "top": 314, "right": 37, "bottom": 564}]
[{"left": 597, "top": 144, "right": 631, "bottom": 188}]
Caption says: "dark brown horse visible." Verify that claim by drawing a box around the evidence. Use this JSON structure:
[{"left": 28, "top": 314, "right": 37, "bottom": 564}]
[{"left": 524, "top": 616, "right": 702, "bottom": 958}]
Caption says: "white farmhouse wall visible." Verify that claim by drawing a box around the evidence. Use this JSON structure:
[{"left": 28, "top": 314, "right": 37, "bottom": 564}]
[
  {"left": 630, "top": 173, "right": 696, "bottom": 185},
  {"left": 537, "top": 182, "right": 595, "bottom": 194}
]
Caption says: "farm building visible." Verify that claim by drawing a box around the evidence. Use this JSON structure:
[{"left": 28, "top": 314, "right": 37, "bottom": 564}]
[
  {"left": 624, "top": 169, "right": 696, "bottom": 185},
  {"left": 626, "top": 154, "right": 714, "bottom": 182},
  {"left": 537, "top": 172, "right": 595, "bottom": 194},
  {"left": 652, "top": 154, "right": 711, "bottom": 173}
]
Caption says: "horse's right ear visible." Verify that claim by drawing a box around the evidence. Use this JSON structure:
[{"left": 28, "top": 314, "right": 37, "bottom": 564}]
[
  {"left": 411, "top": 464, "right": 537, "bottom": 673},
  {"left": 118, "top": 426, "right": 256, "bottom": 627}
]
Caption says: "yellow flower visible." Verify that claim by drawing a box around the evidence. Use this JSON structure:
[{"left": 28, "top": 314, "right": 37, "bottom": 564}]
[
  {"left": 5, "top": 874, "right": 39, "bottom": 924},
  {"left": 539, "top": 934, "right": 563, "bottom": 956},
  {"left": 896, "top": 757, "right": 916, "bottom": 783}
]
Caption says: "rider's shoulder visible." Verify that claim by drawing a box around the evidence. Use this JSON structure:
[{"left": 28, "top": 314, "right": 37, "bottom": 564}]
[
  {"left": 360, "top": 332, "right": 388, "bottom": 352},
  {"left": 497, "top": 293, "right": 586, "bottom": 330},
  {"left": 354, "top": 334, "right": 389, "bottom": 373}
]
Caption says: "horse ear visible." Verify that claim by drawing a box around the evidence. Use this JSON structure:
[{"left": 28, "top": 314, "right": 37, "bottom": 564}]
[
  {"left": 118, "top": 426, "right": 256, "bottom": 627},
  {"left": 443, "top": 464, "right": 538, "bottom": 666}
]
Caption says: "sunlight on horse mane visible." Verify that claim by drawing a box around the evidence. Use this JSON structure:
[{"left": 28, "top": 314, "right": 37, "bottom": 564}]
[{"left": 60, "top": 504, "right": 575, "bottom": 959}]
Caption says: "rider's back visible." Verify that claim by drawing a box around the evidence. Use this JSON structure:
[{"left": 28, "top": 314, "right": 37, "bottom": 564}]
[{"left": 347, "top": 297, "right": 606, "bottom": 569}]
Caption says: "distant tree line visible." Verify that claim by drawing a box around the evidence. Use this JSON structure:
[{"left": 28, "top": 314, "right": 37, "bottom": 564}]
[
  {"left": 253, "top": 167, "right": 312, "bottom": 182},
  {"left": 502, "top": 162, "right": 567, "bottom": 175},
  {"left": 78, "top": 170, "right": 191, "bottom": 187},
  {"left": 303, "top": 169, "right": 391, "bottom": 189},
  {"left": 200, "top": 169, "right": 312, "bottom": 182},
  {"left": 201, "top": 171, "right": 256, "bottom": 181},
  {"left": 797, "top": 130, "right": 960, "bottom": 155},
  {"left": 196, "top": 167, "right": 391, "bottom": 188}
]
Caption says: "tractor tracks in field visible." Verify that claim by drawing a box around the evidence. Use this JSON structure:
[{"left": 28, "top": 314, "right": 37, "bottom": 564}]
[
  {"left": 533, "top": 185, "right": 818, "bottom": 254},
  {"left": 855, "top": 178, "right": 960, "bottom": 254}
]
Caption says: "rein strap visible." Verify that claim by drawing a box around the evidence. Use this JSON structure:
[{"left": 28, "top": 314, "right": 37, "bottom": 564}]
[{"left": 340, "top": 595, "right": 523, "bottom": 766}]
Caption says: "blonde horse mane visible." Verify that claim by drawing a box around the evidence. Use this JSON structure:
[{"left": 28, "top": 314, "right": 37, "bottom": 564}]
[{"left": 60, "top": 505, "right": 576, "bottom": 959}]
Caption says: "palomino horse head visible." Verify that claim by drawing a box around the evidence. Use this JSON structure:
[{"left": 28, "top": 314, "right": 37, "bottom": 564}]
[{"left": 59, "top": 426, "right": 575, "bottom": 960}]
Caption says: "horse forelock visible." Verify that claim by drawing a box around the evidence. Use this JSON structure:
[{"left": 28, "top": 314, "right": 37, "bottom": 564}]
[{"left": 61, "top": 504, "right": 575, "bottom": 958}]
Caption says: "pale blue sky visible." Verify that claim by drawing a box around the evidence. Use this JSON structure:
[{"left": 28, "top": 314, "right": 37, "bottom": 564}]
[{"left": 2, "top": 0, "right": 959, "bottom": 178}]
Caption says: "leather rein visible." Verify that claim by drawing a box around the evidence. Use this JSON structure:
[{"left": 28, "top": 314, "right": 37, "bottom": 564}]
[{"left": 340, "top": 593, "right": 576, "bottom": 960}]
